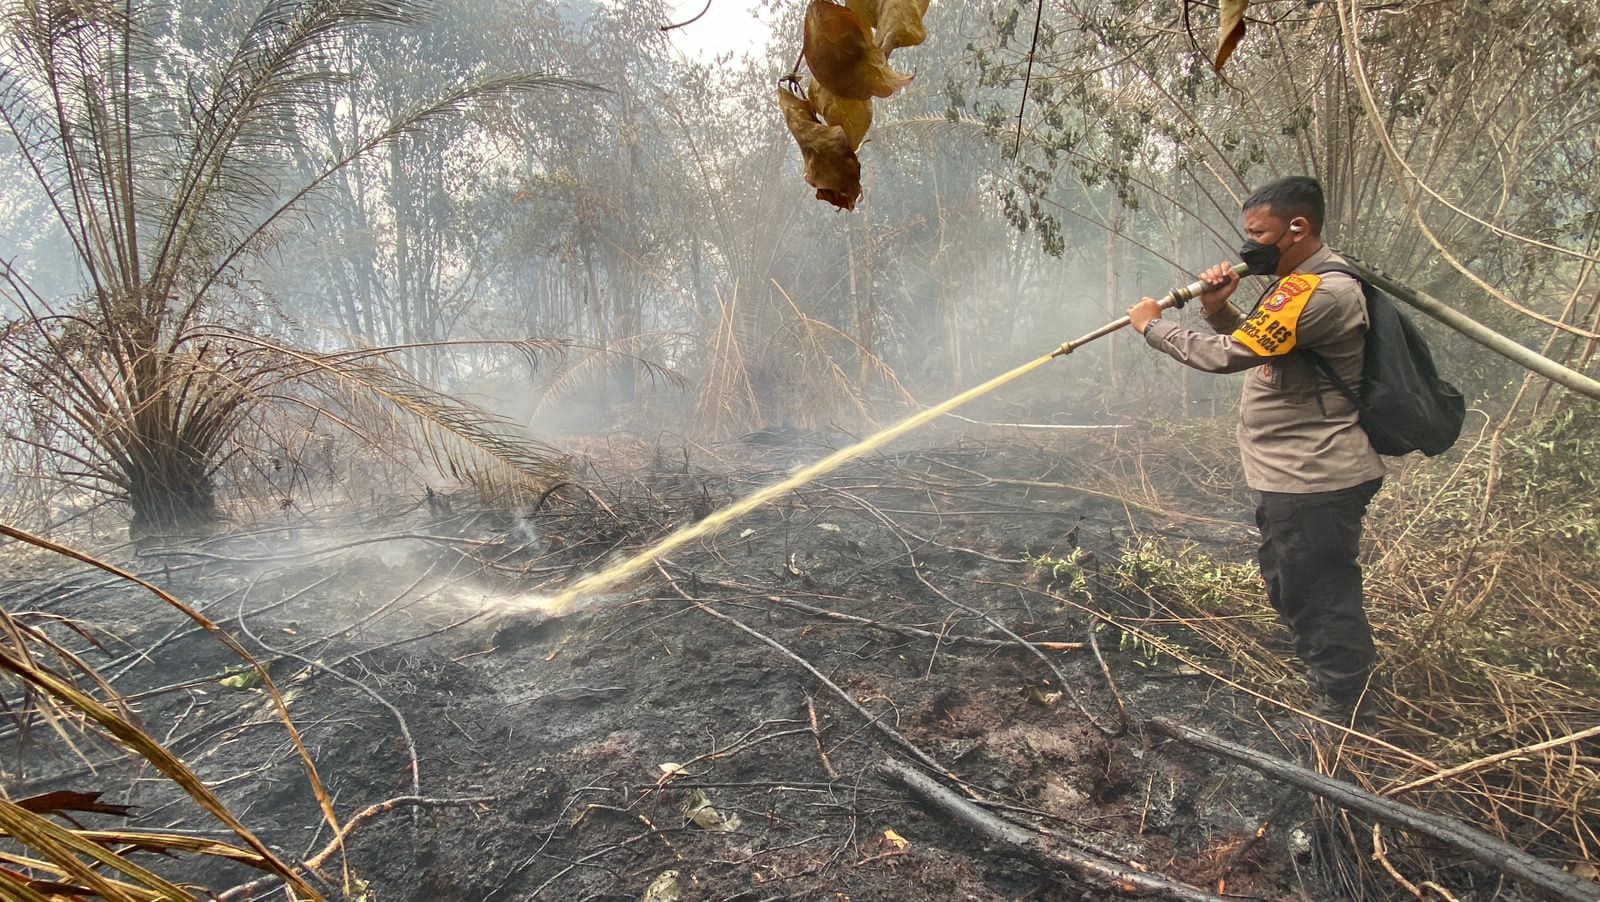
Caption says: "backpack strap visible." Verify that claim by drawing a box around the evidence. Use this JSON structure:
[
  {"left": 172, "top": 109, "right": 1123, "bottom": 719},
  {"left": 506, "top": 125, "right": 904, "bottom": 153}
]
[
  {"left": 1309, "top": 262, "right": 1362, "bottom": 283},
  {"left": 1304, "top": 347, "right": 1362, "bottom": 408},
  {"left": 1300, "top": 262, "right": 1368, "bottom": 408}
]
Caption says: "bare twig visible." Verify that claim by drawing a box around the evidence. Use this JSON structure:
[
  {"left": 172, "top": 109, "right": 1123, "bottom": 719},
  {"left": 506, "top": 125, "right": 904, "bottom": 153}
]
[
  {"left": 214, "top": 795, "right": 495, "bottom": 901},
  {"left": 660, "top": 0, "right": 713, "bottom": 33},
  {"left": 1012, "top": 0, "right": 1047, "bottom": 158},
  {"left": 807, "top": 694, "right": 841, "bottom": 781},
  {"left": 1086, "top": 620, "right": 1129, "bottom": 732},
  {"left": 762, "top": 591, "right": 1082, "bottom": 654}
]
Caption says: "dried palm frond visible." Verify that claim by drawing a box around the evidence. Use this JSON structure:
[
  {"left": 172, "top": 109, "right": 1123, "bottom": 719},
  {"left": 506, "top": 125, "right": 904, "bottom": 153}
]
[
  {"left": 0, "top": 795, "right": 191, "bottom": 900},
  {"left": 0, "top": 524, "right": 323, "bottom": 899},
  {"left": 190, "top": 332, "right": 573, "bottom": 504},
  {"left": 526, "top": 333, "right": 688, "bottom": 424},
  {"left": 332, "top": 360, "right": 569, "bottom": 502},
  {"left": 692, "top": 283, "right": 764, "bottom": 440},
  {"left": 769, "top": 279, "right": 917, "bottom": 425},
  {"left": 687, "top": 278, "right": 916, "bottom": 440},
  {"left": 0, "top": 604, "right": 124, "bottom": 758}
]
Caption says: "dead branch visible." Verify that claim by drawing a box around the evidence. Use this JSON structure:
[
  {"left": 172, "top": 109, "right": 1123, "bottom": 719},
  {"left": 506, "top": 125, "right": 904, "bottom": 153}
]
[
  {"left": 912, "top": 567, "right": 1120, "bottom": 738},
  {"left": 652, "top": 720, "right": 814, "bottom": 787},
  {"left": 1372, "top": 822, "right": 1463, "bottom": 901},
  {"left": 1146, "top": 718, "right": 1600, "bottom": 902},
  {"left": 232, "top": 606, "right": 423, "bottom": 819},
  {"left": 1383, "top": 723, "right": 1600, "bottom": 797},
  {"left": 1086, "top": 619, "right": 1129, "bottom": 732},
  {"left": 807, "top": 694, "right": 840, "bottom": 780},
  {"left": 877, "top": 758, "right": 1227, "bottom": 901},
  {"left": 912, "top": 457, "right": 1236, "bottom": 527},
  {"left": 816, "top": 485, "right": 1118, "bottom": 736}
]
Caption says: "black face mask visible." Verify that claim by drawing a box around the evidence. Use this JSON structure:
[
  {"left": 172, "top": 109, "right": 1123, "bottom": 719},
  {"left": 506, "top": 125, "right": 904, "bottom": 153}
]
[{"left": 1238, "top": 234, "right": 1284, "bottom": 277}]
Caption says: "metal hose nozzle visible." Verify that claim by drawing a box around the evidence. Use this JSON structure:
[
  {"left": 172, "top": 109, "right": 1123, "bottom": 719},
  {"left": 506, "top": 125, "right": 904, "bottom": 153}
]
[{"left": 1052, "top": 262, "right": 1251, "bottom": 358}]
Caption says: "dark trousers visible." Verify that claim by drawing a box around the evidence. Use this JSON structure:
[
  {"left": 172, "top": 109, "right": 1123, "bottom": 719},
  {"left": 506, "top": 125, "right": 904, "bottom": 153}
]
[{"left": 1255, "top": 478, "right": 1382, "bottom": 703}]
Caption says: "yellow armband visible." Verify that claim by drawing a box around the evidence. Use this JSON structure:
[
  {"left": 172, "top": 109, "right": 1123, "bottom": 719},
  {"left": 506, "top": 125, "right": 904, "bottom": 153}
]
[{"left": 1231, "top": 273, "right": 1320, "bottom": 356}]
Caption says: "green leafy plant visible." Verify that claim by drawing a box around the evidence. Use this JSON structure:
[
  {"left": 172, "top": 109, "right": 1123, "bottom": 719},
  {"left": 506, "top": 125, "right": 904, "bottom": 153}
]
[
  {"left": 1113, "top": 538, "right": 1266, "bottom": 617},
  {"left": 1024, "top": 546, "right": 1092, "bottom": 597}
]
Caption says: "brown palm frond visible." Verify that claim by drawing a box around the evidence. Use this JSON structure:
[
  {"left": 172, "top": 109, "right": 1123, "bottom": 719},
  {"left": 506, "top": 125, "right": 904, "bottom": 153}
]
[
  {"left": 0, "top": 603, "right": 119, "bottom": 763},
  {"left": 769, "top": 279, "right": 919, "bottom": 423},
  {"left": 197, "top": 332, "right": 572, "bottom": 503},
  {"left": 692, "top": 283, "right": 763, "bottom": 439},
  {"left": 335, "top": 360, "right": 570, "bottom": 501},
  {"left": 0, "top": 796, "right": 187, "bottom": 900},
  {"left": 0, "top": 866, "right": 76, "bottom": 901},
  {"left": 0, "top": 523, "right": 324, "bottom": 899},
  {"left": 0, "top": 815, "right": 281, "bottom": 898}
]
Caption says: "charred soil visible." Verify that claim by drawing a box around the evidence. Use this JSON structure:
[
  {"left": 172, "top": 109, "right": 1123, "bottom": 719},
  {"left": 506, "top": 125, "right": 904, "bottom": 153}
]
[{"left": 4, "top": 430, "right": 1562, "bottom": 900}]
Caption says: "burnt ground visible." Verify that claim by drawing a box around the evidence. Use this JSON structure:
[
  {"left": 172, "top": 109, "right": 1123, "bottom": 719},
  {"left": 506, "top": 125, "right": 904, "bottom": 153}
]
[{"left": 5, "top": 430, "right": 1461, "bottom": 900}]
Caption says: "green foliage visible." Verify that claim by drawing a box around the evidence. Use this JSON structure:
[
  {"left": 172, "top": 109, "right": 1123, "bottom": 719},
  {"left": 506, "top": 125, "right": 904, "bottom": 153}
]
[
  {"left": 1104, "top": 619, "right": 1164, "bottom": 668},
  {"left": 1113, "top": 537, "right": 1269, "bottom": 618},
  {"left": 1023, "top": 546, "right": 1090, "bottom": 597},
  {"left": 1499, "top": 408, "right": 1600, "bottom": 555}
]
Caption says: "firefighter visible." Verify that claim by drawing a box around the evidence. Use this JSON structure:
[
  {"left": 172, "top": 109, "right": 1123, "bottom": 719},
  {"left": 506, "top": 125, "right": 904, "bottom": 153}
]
[{"left": 1127, "top": 176, "right": 1383, "bottom": 727}]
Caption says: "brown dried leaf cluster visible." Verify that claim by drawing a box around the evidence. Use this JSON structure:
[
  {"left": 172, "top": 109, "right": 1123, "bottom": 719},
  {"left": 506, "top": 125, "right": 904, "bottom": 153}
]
[
  {"left": 804, "top": 0, "right": 913, "bottom": 100},
  {"left": 778, "top": 86, "right": 863, "bottom": 211},
  {"left": 781, "top": 0, "right": 930, "bottom": 210}
]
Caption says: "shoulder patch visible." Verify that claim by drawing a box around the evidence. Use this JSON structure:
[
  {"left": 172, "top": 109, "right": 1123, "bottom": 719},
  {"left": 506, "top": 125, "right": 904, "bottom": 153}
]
[{"left": 1232, "top": 273, "right": 1321, "bottom": 356}]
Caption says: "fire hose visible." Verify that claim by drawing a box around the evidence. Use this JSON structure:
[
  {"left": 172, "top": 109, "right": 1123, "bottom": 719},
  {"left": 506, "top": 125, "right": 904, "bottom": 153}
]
[
  {"left": 1337, "top": 254, "right": 1600, "bottom": 402},
  {"left": 1054, "top": 257, "right": 1600, "bottom": 405}
]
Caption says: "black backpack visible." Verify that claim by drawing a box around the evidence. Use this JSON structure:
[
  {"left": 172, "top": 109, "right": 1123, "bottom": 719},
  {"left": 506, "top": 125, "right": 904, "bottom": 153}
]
[{"left": 1303, "top": 264, "right": 1466, "bottom": 457}]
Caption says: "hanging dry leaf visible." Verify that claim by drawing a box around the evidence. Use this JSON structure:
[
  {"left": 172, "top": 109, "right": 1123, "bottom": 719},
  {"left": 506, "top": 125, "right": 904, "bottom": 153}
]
[
  {"left": 875, "top": 0, "right": 928, "bottom": 56},
  {"left": 846, "top": 0, "right": 878, "bottom": 26},
  {"left": 803, "top": 0, "right": 913, "bottom": 100},
  {"left": 1214, "top": 0, "right": 1248, "bottom": 73},
  {"left": 808, "top": 77, "right": 873, "bottom": 150},
  {"left": 778, "top": 86, "right": 863, "bottom": 210}
]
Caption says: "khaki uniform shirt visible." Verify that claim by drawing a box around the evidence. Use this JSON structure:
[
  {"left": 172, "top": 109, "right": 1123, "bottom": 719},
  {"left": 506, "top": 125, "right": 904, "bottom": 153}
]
[{"left": 1142, "top": 245, "right": 1385, "bottom": 493}]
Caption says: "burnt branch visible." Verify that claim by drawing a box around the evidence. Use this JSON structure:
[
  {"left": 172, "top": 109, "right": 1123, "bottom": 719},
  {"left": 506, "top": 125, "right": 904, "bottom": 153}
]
[{"left": 1147, "top": 718, "right": 1600, "bottom": 902}]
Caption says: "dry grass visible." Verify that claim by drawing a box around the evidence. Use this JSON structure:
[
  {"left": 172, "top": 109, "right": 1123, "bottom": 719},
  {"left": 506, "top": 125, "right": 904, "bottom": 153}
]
[
  {"left": 691, "top": 279, "right": 917, "bottom": 440},
  {"left": 1040, "top": 411, "right": 1600, "bottom": 893}
]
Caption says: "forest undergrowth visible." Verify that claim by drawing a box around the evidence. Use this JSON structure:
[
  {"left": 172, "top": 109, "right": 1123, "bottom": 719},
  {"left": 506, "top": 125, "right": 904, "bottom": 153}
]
[{"left": 1056, "top": 409, "right": 1600, "bottom": 889}]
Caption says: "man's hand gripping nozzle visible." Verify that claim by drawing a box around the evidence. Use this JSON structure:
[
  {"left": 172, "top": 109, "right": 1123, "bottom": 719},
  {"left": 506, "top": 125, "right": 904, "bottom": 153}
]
[{"left": 1050, "top": 263, "right": 1252, "bottom": 358}]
